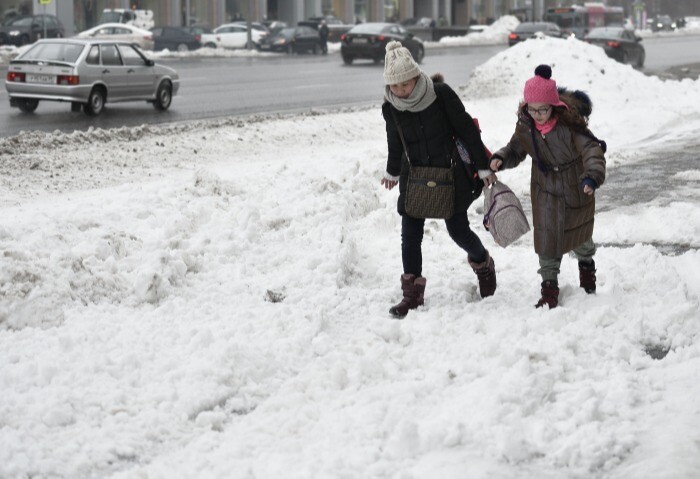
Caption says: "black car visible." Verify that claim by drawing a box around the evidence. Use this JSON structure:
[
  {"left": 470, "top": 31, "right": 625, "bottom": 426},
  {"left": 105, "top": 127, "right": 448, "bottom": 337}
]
[
  {"left": 340, "top": 22, "right": 424, "bottom": 65},
  {"left": 650, "top": 15, "right": 675, "bottom": 32},
  {"left": 0, "top": 14, "right": 64, "bottom": 46},
  {"left": 150, "top": 26, "right": 201, "bottom": 52},
  {"left": 257, "top": 26, "right": 322, "bottom": 54},
  {"left": 508, "top": 22, "right": 562, "bottom": 46},
  {"left": 584, "top": 27, "right": 645, "bottom": 67}
]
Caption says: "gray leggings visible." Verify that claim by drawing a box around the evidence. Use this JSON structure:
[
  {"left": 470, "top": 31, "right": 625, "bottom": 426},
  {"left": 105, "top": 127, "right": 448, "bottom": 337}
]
[{"left": 537, "top": 238, "right": 596, "bottom": 283}]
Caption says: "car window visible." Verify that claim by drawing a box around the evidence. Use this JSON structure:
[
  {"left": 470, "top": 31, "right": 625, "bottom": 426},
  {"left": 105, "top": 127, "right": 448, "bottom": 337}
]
[
  {"left": 389, "top": 26, "right": 400, "bottom": 34},
  {"left": 151, "top": 28, "right": 162, "bottom": 36},
  {"left": 113, "top": 27, "right": 131, "bottom": 35},
  {"left": 47, "top": 16, "right": 58, "bottom": 27},
  {"left": 101, "top": 44, "right": 123, "bottom": 66},
  {"left": 96, "top": 27, "right": 112, "bottom": 35},
  {"left": 118, "top": 44, "right": 147, "bottom": 66},
  {"left": 86, "top": 45, "right": 100, "bottom": 65},
  {"left": 21, "top": 42, "right": 84, "bottom": 63}
]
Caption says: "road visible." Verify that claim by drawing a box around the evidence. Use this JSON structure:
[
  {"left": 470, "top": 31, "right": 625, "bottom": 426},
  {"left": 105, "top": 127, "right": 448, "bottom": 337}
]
[{"left": 0, "top": 35, "right": 698, "bottom": 138}]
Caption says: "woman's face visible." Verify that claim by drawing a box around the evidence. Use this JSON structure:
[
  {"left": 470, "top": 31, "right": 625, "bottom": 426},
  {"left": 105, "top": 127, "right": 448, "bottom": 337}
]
[
  {"left": 389, "top": 77, "right": 418, "bottom": 99},
  {"left": 527, "top": 102, "right": 553, "bottom": 125}
]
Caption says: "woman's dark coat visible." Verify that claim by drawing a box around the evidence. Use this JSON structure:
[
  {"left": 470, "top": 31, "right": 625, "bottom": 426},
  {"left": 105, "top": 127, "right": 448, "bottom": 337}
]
[
  {"left": 491, "top": 92, "right": 606, "bottom": 258},
  {"left": 382, "top": 80, "right": 489, "bottom": 217}
]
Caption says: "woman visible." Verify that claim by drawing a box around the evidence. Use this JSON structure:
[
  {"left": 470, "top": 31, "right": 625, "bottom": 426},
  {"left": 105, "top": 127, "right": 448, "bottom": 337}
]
[
  {"left": 380, "top": 41, "right": 497, "bottom": 318},
  {"left": 489, "top": 65, "right": 606, "bottom": 308}
]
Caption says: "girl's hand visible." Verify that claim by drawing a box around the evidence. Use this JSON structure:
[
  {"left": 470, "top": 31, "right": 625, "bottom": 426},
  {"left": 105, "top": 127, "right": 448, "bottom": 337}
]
[
  {"left": 490, "top": 158, "right": 503, "bottom": 171},
  {"left": 583, "top": 184, "right": 594, "bottom": 195},
  {"left": 483, "top": 172, "right": 497, "bottom": 187},
  {"left": 381, "top": 178, "right": 398, "bottom": 190}
]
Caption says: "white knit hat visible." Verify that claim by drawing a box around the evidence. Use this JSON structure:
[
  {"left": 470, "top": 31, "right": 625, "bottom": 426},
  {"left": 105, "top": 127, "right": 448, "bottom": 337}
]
[{"left": 383, "top": 41, "right": 420, "bottom": 85}]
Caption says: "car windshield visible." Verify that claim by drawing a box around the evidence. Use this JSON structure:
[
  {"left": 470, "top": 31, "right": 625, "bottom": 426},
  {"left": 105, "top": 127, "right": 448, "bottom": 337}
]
[
  {"left": 20, "top": 42, "right": 85, "bottom": 63},
  {"left": 276, "top": 28, "right": 295, "bottom": 37},
  {"left": 516, "top": 23, "right": 554, "bottom": 33},
  {"left": 7, "top": 16, "right": 34, "bottom": 26},
  {"left": 349, "top": 23, "right": 387, "bottom": 34},
  {"left": 587, "top": 27, "right": 622, "bottom": 38}
]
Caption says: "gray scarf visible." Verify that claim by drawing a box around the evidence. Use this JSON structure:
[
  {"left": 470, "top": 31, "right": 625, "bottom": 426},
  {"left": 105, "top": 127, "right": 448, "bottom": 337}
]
[{"left": 385, "top": 71, "right": 437, "bottom": 113}]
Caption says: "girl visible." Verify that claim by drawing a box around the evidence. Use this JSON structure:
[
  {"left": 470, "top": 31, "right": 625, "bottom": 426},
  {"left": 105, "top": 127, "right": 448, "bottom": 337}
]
[
  {"left": 380, "top": 41, "right": 497, "bottom": 318},
  {"left": 489, "top": 65, "right": 606, "bottom": 308}
]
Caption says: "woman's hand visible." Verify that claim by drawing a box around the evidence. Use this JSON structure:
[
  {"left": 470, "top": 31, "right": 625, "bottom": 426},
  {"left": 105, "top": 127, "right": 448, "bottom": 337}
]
[
  {"left": 490, "top": 158, "right": 502, "bottom": 171},
  {"left": 583, "top": 184, "right": 594, "bottom": 195},
  {"left": 381, "top": 177, "right": 398, "bottom": 190}
]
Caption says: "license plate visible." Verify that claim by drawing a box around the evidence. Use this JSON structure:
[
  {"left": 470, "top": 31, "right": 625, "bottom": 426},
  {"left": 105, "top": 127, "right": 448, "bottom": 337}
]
[
  {"left": 26, "top": 74, "right": 54, "bottom": 84},
  {"left": 259, "top": 44, "right": 270, "bottom": 50},
  {"left": 353, "top": 38, "right": 368, "bottom": 43}
]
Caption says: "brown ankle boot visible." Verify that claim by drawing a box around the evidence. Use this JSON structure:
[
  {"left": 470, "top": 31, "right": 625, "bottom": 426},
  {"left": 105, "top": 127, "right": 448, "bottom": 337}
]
[
  {"left": 389, "top": 274, "right": 426, "bottom": 318},
  {"left": 535, "top": 280, "right": 559, "bottom": 309},
  {"left": 468, "top": 250, "right": 496, "bottom": 298},
  {"left": 579, "top": 260, "right": 597, "bottom": 294}
]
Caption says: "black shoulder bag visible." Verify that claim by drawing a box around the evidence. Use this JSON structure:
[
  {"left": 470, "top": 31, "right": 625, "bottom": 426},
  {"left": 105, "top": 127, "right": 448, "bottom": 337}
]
[{"left": 390, "top": 107, "right": 455, "bottom": 219}]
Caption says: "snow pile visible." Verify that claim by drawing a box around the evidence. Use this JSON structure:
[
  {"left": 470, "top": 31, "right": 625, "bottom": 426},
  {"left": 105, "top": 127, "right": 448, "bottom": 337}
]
[
  {"left": 1, "top": 37, "right": 700, "bottom": 479},
  {"left": 439, "top": 15, "right": 520, "bottom": 46},
  {"left": 461, "top": 35, "right": 700, "bottom": 154}
]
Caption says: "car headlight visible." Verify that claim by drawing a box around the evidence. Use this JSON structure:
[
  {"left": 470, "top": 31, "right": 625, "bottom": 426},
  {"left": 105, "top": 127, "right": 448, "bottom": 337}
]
[{"left": 9, "top": 30, "right": 20, "bottom": 36}]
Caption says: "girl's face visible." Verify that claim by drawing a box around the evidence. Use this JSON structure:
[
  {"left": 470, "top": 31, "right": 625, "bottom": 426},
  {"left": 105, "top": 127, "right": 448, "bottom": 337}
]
[
  {"left": 527, "top": 102, "right": 553, "bottom": 125},
  {"left": 389, "top": 77, "right": 418, "bottom": 99}
]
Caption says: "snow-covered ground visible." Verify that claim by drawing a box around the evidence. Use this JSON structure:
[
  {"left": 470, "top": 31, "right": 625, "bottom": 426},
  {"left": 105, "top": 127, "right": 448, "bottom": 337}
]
[{"left": 1, "top": 37, "right": 700, "bottom": 478}]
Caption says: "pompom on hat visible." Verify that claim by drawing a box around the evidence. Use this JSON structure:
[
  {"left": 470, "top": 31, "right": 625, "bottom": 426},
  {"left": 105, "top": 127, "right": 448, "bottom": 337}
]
[
  {"left": 383, "top": 41, "right": 421, "bottom": 85},
  {"left": 523, "top": 65, "right": 568, "bottom": 109}
]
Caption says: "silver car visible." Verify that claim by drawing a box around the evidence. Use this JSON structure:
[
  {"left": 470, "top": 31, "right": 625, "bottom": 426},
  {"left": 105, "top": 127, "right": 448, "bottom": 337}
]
[{"left": 4, "top": 38, "right": 179, "bottom": 116}]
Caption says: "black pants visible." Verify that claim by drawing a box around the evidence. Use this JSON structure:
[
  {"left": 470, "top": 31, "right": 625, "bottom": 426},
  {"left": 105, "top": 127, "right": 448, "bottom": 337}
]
[{"left": 401, "top": 212, "right": 486, "bottom": 277}]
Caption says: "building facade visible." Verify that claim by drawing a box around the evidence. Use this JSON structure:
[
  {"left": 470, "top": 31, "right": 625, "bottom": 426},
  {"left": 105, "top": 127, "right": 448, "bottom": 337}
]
[{"left": 2, "top": 0, "right": 698, "bottom": 36}]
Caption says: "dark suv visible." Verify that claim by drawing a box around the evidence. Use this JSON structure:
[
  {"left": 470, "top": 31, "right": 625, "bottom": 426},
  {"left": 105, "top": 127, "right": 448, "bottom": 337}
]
[{"left": 0, "top": 15, "right": 64, "bottom": 46}]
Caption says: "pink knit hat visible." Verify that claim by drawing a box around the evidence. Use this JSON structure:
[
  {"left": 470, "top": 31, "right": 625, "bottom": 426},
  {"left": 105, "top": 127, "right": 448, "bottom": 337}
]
[{"left": 523, "top": 65, "right": 568, "bottom": 109}]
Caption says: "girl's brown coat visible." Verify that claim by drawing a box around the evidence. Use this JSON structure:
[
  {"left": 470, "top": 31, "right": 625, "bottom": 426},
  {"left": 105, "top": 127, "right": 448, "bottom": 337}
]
[{"left": 492, "top": 94, "right": 606, "bottom": 257}]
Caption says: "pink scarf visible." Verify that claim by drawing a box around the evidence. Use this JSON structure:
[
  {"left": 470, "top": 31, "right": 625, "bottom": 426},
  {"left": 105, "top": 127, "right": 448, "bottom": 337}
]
[{"left": 535, "top": 117, "right": 558, "bottom": 136}]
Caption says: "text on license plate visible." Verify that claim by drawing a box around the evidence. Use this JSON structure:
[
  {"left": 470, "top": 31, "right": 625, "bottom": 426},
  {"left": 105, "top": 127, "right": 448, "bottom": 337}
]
[
  {"left": 27, "top": 74, "right": 54, "bottom": 84},
  {"left": 353, "top": 38, "right": 368, "bottom": 43}
]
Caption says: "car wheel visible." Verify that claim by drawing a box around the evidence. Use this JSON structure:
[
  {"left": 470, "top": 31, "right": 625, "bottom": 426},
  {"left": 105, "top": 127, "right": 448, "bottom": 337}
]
[
  {"left": 312, "top": 44, "right": 319, "bottom": 55},
  {"left": 414, "top": 46, "right": 425, "bottom": 64},
  {"left": 204, "top": 42, "right": 216, "bottom": 48},
  {"left": 637, "top": 51, "right": 645, "bottom": 68},
  {"left": 153, "top": 81, "right": 172, "bottom": 111},
  {"left": 621, "top": 51, "right": 629, "bottom": 64},
  {"left": 176, "top": 43, "right": 189, "bottom": 52},
  {"left": 18, "top": 99, "right": 39, "bottom": 113},
  {"left": 342, "top": 54, "right": 353, "bottom": 65},
  {"left": 84, "top": 87, "right": 105, "bottom": 116}
]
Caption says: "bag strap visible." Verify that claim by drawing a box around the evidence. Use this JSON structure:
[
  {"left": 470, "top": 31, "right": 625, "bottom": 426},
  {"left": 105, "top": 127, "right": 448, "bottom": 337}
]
[
  {"left": 389, "top": 106, "right": 414, "bottom": 175},
  {"left": 579, "top": 128, "right": 607, "bottom": 153}
]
